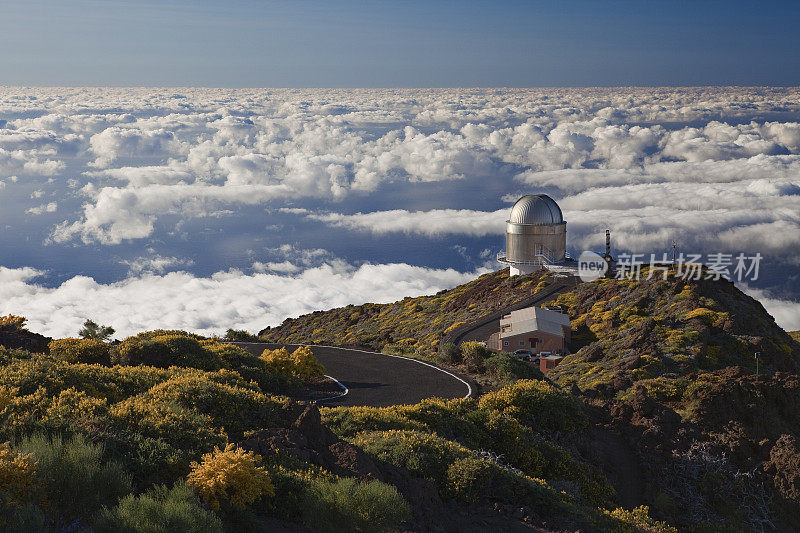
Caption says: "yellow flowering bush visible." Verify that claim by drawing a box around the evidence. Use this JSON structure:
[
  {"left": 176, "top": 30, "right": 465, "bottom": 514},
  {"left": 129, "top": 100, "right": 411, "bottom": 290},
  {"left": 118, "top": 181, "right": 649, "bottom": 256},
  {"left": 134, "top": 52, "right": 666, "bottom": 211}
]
[
  {"left": 602, "top": 505, "right": 677, "bottom": 533},
  {"left": 443, "top": 321, "right": 465, "bottom": 335},
  {"left": 0, "top": 442, "right": 38, "bottom": 515},
  {"left": 187, "top": 443, "right": 274, "bottom": 510},
  {"left": 260, "top": 347, "right": 293, "bottom": 375},
  {"left": 0, "top": 315, "right": 27, "bottom": 329},
  {"left": 478, "top": 379, "right": 588, "bottom": 432},
  {"left": 49, "top": 338, "right": 111, "bottom": 365},
  {"left": 261, "top": 346, "right": 325, "bottom": 379},
  {"left": 289, "top": 346, "right": 325, "bottom": 379},
  {"left": 0, "top": 385, "right": 16, "bottom": 412},
  {"left": 685, "top": 307, "right": 727, "bottom": 327},
  {"left": 44, "top": 387, "right": 108, "bottom": 423}
]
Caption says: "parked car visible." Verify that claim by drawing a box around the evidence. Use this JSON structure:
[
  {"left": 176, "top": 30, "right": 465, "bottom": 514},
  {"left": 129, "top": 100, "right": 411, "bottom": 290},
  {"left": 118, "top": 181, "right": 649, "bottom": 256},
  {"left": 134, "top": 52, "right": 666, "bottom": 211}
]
[{"left": 513, "top": 349, "right": 534, "bottom": 359}]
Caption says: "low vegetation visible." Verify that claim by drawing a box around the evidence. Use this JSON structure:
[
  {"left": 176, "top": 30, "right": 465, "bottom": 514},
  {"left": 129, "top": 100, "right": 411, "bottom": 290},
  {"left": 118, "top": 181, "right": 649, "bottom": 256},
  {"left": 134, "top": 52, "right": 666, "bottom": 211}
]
[
  {"left": 546, "top": 271, "right": 800, "bottom": 396},
  {"left": 1, "top": 269, "right": 797, "bottom": 531}
]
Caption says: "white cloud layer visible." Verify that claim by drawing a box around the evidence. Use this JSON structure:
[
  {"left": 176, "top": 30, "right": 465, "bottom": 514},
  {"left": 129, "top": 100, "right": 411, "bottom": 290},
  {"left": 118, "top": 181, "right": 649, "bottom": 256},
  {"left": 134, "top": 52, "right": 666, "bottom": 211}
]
[
  {"left": 1, "top": 87, "right": 799, "bottom": 335},
  {"left": 1, "top": 87, "right": 799, "bottom": 245},
  {"left": 743, "top": 287, "right": 800, "bottom": 332},
  {"left": 0, "top": 264, "right": 480, "bottom": 339}
]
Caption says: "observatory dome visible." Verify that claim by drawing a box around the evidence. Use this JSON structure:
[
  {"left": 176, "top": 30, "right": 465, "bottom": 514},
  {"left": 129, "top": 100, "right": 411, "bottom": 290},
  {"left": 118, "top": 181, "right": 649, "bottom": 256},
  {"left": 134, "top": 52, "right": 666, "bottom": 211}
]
[
  {"left": 499, "top": 193, "right": 567, "bottom": 276},
  {"left": 508, "top": 194, "right": 563, "bottom": 225}
]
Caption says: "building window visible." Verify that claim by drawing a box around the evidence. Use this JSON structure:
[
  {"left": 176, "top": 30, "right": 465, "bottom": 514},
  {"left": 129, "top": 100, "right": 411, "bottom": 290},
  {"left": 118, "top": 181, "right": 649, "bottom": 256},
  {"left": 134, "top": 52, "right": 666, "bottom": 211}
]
[
  {"left": 503, "top": 341, "right": 509, "bottom": 346},
  {"left": 519, "top": 340, "right": 525, "bottom": 346}
]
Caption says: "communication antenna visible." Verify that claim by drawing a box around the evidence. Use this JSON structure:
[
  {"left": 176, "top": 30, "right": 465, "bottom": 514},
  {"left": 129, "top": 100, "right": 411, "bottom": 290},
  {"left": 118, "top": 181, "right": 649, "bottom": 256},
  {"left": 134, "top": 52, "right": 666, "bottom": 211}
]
[{"left": 671, "top": 240, "right": 677, "bottom": 266}]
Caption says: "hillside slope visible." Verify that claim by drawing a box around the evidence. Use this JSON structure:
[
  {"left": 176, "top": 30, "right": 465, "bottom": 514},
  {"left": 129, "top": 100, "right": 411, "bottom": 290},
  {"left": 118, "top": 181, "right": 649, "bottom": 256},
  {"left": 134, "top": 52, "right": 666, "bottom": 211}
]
[
  {"left": 261, "top": 268, "right": 800, "bottom": 529},
  {"left": 259, "top": 268, "right": 556, "bottom": 355},
  {"left": 548, "top": 273, "right": 800, "bottom": 395}
]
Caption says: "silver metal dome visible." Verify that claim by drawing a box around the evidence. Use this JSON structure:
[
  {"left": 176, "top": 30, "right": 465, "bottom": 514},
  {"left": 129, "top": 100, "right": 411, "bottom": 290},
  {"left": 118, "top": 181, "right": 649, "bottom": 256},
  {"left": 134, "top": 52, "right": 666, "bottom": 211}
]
[{"left": 508, "top": 194, "right": 563, "bottom": 225}]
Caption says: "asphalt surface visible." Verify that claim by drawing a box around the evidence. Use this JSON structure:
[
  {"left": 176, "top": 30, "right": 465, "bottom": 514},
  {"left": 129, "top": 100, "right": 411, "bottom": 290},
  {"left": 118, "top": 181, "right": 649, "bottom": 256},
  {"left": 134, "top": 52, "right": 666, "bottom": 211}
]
[{"left": 234, "top": 342, "right": 471, "bottom": 407}]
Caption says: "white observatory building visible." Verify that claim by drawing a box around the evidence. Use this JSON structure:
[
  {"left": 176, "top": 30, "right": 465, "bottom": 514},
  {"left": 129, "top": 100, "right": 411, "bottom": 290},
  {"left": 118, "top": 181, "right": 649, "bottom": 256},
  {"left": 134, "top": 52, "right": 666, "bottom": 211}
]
[{"left": 497, "top": 194, "right": 567, "bottom": 276}]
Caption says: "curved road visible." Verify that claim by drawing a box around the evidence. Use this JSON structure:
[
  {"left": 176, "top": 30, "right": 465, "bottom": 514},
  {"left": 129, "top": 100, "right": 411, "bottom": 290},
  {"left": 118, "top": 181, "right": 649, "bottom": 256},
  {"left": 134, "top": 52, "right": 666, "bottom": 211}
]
[{"left": 234, "top": 342, "right": 471, "bottom": 407}]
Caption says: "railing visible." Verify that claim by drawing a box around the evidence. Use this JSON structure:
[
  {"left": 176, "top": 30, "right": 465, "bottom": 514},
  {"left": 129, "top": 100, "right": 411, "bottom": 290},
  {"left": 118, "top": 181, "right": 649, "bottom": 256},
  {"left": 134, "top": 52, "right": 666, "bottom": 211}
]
[{"left": 497, "top": 244, "right": 557, "bottom": 265}]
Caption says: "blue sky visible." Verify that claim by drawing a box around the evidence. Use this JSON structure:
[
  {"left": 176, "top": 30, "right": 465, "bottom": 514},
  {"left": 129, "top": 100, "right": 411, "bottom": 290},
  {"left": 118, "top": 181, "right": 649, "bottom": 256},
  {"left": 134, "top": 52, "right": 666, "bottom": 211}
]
[{"left": 1, "top": 0, "right": 799, "bottom": 87}]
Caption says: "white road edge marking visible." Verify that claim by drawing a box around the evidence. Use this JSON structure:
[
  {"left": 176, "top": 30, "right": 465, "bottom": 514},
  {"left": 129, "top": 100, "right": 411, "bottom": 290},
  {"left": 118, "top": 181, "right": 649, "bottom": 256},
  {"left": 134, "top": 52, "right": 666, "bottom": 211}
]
[
  {"left": 232, "top": 342, "right": 473, "bottom": 400},
  {"left": 316, "top": 374, "right": 349, "bottom": 402}
]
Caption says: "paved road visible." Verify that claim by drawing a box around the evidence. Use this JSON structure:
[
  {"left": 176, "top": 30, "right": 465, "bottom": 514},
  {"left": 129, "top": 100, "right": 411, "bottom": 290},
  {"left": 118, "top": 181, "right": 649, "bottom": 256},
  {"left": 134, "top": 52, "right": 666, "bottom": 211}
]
[{"left": 233, "top": 342, "right": 472, "bottom": 407}]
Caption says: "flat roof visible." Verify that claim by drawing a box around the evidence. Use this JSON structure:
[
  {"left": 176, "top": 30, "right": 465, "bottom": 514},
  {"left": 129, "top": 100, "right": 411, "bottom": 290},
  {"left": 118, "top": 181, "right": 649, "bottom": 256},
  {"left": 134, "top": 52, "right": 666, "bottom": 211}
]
[{"left": 500, "top": 305, "right": 570, "bottom": 339}]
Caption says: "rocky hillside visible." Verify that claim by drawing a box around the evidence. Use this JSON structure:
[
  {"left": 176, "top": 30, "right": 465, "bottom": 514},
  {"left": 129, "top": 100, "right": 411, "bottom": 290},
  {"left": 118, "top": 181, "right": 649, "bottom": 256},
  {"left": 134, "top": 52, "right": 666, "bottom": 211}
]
[
  {"left": 261, "top": 268, "right": 800, "bottom": 529},
  {"left": 548, "top": 272, "right": 800, "bottom": 395},
  {"left": 545, "top": 272, "right": 800, "bottom": 530},
  {"left": 259, "top": 268, "right": 556, "bottom": 355}
]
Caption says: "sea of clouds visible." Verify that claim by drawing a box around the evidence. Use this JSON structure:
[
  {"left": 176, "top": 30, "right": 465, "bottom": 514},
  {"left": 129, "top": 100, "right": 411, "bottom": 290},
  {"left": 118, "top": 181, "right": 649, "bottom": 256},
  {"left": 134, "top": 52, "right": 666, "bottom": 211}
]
[{"left": 0, "top": 87, "right": 798, "bottom": 337}]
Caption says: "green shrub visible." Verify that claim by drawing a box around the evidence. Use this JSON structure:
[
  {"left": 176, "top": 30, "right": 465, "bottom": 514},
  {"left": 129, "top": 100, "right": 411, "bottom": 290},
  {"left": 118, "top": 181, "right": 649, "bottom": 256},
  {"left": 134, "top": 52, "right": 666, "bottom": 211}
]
[
  {"left": 112, "top": 372, "right": 288, "bottom": 441},
  {"left": 109, "top": 333, "right": 289, "bottom": 394},
  {"left": 478, "top": 379, "right": 588, "bottom": 432},
  {"left": 302, "top": 477, "right": 410, "bottom": 533},
  {"left": 114, "top": 338, "right": 173, "bottom": 367},
  {"left": 223, "top": 329, "right": 260, "bottom": 342},
  {"left": 110, "top": 397, "right": 226, "bottom": 461},
  {"left": 113, "top": 335, "right": 210, "bottom": 369},
  {"left": 461, "top": 341, "right": 491, "bottom": 373},
  {"left": 4, "top": 503, "right": 47, "bottom": 533},
  {"left": 438, "top": 342, "right": 462, "bottom": 364},
  {"left": 483, "top": 353, "right": 544, "bottom": 383},
  {"left": 444, "top": 455, "right": 498, "bottom": 502},
  {"left": 94, "top": 482, "right": 223, "bottom": 533},
  {"left": 15, "top": 433, "right": 132, "bottom": 528},
  {"left": 78, "top": 319, "right": 115, "bottom": 342},
  {"left": 354, "top": 430, "right": 567, "bottom": 513},
  {"left": 48, "top": 338, "right": 111, "bottom": 364},
  {"left": 354, "top": 430, "right": 469, "bottom": 485}
]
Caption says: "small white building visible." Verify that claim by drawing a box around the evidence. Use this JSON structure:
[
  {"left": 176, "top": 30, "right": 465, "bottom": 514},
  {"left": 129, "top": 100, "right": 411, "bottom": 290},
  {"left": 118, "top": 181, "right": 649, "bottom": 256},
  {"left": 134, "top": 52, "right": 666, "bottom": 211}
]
[{"left": 489, "top": 306, "right": 571, "bottom": 354}]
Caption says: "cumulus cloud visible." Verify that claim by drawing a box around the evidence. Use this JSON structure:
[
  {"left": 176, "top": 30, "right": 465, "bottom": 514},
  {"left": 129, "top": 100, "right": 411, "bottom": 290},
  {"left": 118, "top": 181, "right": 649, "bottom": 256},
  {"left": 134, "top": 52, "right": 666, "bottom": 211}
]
[
  {"left": 252, "top": 261, "right": 301, "bottom": 274},
  {"left": 1, "top": 86, "right": 799, "bottom": 329},
  {"left": 307, "top": 208, "right": 508, "bottom": 237},
  {"left": 26, "top": 202, "right": 58, "bottom": 215},
  {"left": 0, "top": 86, "right": 796, "bottom": 246},
  {"left": 89, "top": 126, "right": 185, "bottom": 167},
  {"left": 0, "top": 263, "right": 481, "bottom": 338},
  {"left": 120, "top": 254, "right": 194, "bottom": 275},
  {"left": 49, "top": 183, "right": 297, "bottom": 244},
  {"left": 304, "top": 153, "right": 800, "bottom": 262}
]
